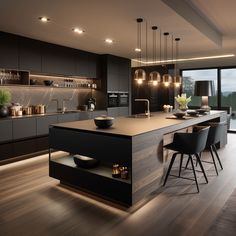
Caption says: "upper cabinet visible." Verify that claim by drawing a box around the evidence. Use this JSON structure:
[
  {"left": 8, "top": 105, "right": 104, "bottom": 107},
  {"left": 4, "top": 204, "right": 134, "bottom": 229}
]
[
  {"left": 41, "top": 43, "right": 76, "bottom": 75},
  {"left": 104, "top": 55, "right": 130, "bottom": 92},
  {"left": 0, "top": 32, "right": 18, "bottom": 69},
  {"left": 76, "top": 51, "right": 97, "bottom": 78},
  {"left": 0, "top": 31, "right": 98, "bottom": 78},
  {"left": 19, "top": 37, "right": 42, "bottom": 72}
]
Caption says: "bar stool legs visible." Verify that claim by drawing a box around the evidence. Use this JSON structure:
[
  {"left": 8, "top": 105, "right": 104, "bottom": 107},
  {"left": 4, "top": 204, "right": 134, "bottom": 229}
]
[
  {"left": 163, "top": 153, "right": 208, "bottom": 193},
  {"left": 212, "top": 145, "right": 223, "bottom": 170}
]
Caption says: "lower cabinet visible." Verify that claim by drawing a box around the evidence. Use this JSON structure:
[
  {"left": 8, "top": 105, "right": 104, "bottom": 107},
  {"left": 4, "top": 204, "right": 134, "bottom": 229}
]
[
  {"left": 0, "top": 120, "right": 13, "bottom": 143},
  {"left": 13, "top": 118, "right": 36, "bottom": 140},
  {"left": 57, "top": 113, "right": 79, "bottom": 123},
  {"left": 36, "top": 115, "right": 58, "bottom": 136},
  {"left": 107, "top": 107, "right": 129, "bottom": 117}
]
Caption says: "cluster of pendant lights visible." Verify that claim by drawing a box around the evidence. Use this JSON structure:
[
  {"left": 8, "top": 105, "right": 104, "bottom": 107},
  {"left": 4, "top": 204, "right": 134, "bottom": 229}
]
[{"left": 134, "top": 18, "right": 182, "bottom": 87}]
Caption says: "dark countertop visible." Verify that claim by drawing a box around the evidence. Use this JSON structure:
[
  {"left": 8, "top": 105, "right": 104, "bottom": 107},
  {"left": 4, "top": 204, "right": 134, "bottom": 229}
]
[{"left": 51, "top": 110, "right": 226, "bottom": 137}]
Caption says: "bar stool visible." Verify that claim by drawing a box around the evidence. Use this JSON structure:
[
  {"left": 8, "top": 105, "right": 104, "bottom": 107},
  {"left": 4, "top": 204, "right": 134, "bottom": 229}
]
[
  {"left": 188, "top": 122, "right": 224, "bottom": 175},
  {"left": 163, "top": 126, "right": 210, "bottom": 193}
]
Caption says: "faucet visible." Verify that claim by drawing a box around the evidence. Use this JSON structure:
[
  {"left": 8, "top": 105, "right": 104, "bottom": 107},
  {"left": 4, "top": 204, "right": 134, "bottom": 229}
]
[
  {"left": 135, "top": 99, "right": 150, "bottom": 117},
  {"left": 50, "top": 99, "right": 60, "bottom": 112},
  {"left": 62, "top": 98, "right": 71, "bottom": 113}
]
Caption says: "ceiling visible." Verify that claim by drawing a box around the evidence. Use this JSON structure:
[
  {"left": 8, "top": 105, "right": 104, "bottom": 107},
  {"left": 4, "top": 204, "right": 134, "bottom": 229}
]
[{"left": 0, "top": 0, "right": 236, "bottom": 64}]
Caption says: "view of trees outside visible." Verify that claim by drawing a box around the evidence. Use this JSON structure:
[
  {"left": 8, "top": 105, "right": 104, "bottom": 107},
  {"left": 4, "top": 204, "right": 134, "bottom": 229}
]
[
  {"left": 221, "top": 69, "right": 236, "bottom": 111},
  {"left": 221, "top": 68, "right": 236, "bottom": 130},
  {"left": 182, "top": 69, "right": 218, "bottom": 107}
]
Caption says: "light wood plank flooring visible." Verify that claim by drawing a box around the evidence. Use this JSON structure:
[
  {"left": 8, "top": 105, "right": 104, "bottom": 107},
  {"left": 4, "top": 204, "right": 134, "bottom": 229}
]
[{"left": 1, "top": 134, "right": 236, "bottom": 236}]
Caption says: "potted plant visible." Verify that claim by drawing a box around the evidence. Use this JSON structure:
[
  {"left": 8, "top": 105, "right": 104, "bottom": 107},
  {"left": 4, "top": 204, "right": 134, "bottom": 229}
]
[
  {"left": 0, "top": 89, "right": 11, "bottom": 117},
  {"left": 175, "top": 93, "right": 191, "bottom": 111}
]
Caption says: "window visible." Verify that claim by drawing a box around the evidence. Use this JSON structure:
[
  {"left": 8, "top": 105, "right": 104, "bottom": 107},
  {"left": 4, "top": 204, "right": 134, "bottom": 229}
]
[
  {"left": 182, "top": 69, "right": 218, "bottom": 107},
  {"left": 221, "top": 68, "right": 236, "bottom": 130}
]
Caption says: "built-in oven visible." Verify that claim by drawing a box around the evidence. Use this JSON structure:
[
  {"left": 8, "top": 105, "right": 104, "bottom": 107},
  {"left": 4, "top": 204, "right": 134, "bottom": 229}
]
[
  {"left": 108, "top": 92, "right": 119, "bottom": 107},
  {"left": 118, "top": 92, "right": 129, "bottom": 107}
]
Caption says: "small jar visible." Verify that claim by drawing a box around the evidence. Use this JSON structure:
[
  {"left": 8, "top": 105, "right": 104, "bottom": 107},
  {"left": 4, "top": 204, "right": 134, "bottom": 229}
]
[
  {"left": 121, "top": 167, "right": 128, "bottom": 179},
  {"left": 112, "top": 164, "right": 121, "bottom": 178}
]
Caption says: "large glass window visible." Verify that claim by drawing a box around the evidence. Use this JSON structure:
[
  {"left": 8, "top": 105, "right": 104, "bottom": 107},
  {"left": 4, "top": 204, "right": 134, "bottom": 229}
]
[
  {"left": 182, "top": 69, "right": 218, "bottom": 107},
  {"left": 221, "top": 68, "right": 236, "bottom": 130}
]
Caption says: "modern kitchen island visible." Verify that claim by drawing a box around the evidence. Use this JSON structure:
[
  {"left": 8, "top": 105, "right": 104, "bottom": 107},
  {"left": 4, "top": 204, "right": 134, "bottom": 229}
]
[{"left": 49, "top": 111, "right": 227, "bottom": 206}]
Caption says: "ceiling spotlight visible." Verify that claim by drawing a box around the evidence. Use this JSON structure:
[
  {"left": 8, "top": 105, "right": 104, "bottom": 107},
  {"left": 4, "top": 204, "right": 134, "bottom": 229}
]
[
  {"left": 39, "top": 16, "right": 50, "bottom": 22},
  {"left": 135, "top": 48, "right": 141, "bottom": 52},
  {"left": 105, "top": 38, "right": 113, "bottom": 44},
  {"left": 72, "top": 28, "right": 84, "bottom": 34}
]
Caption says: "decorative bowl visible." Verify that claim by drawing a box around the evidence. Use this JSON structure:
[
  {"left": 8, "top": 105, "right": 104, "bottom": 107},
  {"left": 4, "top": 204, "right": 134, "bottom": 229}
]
[
  {"left": 43, "top": 80, "right": 53, "bottom": 86},
  {"left": 187, "top": 110, "right": 199, "bottom": 116},
  {"left": 173, "top": 112, "right": 186, "bottom": 118},
  {"left": 73, "top": 155, "right": 99, "bottom": 168},
  {"left": 94, "top": 116, "right": 114, "bottom": 128}
]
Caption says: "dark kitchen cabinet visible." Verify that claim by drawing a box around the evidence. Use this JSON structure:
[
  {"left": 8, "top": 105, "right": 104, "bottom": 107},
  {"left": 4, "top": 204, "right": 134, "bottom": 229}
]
[
  {"left": 57, "top": 113, "right": 79, "bottom": 123},
  {"left": 0, "top": 31, "right": 18, "bottom": 69},
  {"left": 103, "top": 54, "right": 130, "bottom": 92},
  {"left": 119, "top": 107, "right": 129, "bottom": 117},
  {"left": 76, "top": 51, "right": 97, "bottom": 78},
  {"left": 107, "top": 74, "right": 119, "bottom": 91},
  {"left": 36, "top": 115, "right": 58, "bottom": 136},
  {"left": 42, "top": 43, "right": 76, "bottom": 75},
  {"left": 19, "top": 37, "right": 42, "bottom": 72},
  {"left": 107, "top": 107, "right": 119, "bottom": 117},
  {"left": 0, "top": 120, "right": 13, "bottom": 143},
  {"left": 79, "top": 112, "right": 92, "bottom": 120},
  {"left": 13, "top": 117, "right": 36, "bottom": 140}
]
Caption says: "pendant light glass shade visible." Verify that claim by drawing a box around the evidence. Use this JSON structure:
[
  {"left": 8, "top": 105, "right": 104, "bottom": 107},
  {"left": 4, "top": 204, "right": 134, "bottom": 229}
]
[
  {"left": 149, "top": 71, "right": 161, "bottom": 86},
  {"left": 163, "top": 73, "right": 172, "bottom": 87},
  {"left": 162, "top": 32, "right": 172, "bottom": 86},
  {"left": 174, "top": 38, "right": 182, "bottom": 87},
  {"left": 134, "top": 68, "right": 146, "bottom": 84}
]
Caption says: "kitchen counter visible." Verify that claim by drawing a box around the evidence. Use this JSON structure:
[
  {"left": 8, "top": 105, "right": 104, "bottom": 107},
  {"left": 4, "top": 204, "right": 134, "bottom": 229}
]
[
  {"left": 52, "top": 110, "right": 226, "bottom": 137},
  {"left": 49, "top": 110, "right": 227, "bottom": 206},
  {"left": 0, "top": 109, "right": 106, "bottom": 120}
]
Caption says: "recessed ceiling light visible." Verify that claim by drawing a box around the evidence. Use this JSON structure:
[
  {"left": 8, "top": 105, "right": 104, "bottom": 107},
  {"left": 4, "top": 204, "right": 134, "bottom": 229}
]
[
  {"left": 39, "top": 16, "right": 50, "bottom": 22},
  {"left": 72, "top": 28, "right": 84, "bottom": 34},
  {"left": 135, "top": 48, "right": 141, "bottom": 52},
  {"left": 105, "top": 38, "right": 113, "bottom": 44}
]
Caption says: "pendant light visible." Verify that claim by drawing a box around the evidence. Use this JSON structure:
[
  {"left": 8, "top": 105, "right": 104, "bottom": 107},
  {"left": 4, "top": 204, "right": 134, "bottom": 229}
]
[
  {"left": 149, "top": 26, "right": 161, "bottom": 86},
  {"left": 134, "top": 18, "right": 146, "bottom": 85},
  {"left": 174, "top": 38, "right": 182, "bottom": 87},
  {"left": 162, "top": 32, "right": 172, "bottom": 87}
]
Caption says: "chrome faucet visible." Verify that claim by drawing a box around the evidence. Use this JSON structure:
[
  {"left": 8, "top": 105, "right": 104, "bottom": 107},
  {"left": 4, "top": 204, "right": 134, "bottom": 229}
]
[
  {"left": 50, "top": 98, "right": 60, "bottom": 112},
  {"left": 135, "top": 99, "right": 150, "bottom": 117},
  {"left": 62, "top": 98, "right": 71, "bottom": 113}
]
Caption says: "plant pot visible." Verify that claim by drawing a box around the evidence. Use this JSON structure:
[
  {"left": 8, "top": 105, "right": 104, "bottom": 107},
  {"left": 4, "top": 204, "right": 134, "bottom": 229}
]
[{"left": 0, "top": 105, "right": 9, "bottom": 118}]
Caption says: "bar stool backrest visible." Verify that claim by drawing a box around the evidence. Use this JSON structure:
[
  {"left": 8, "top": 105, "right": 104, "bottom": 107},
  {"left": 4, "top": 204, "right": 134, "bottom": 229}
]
[
  {"left": 206, "top": 122, "right": 225, "bottom": 147},
  {"left": 173, "top": 126, "right": 210, "bottom": 154}
]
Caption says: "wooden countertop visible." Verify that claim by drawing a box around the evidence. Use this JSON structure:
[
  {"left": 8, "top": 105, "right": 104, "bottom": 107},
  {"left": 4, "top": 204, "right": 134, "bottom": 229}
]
[{"left": 51, "top": 110, "right": 226, "bottom": 137}]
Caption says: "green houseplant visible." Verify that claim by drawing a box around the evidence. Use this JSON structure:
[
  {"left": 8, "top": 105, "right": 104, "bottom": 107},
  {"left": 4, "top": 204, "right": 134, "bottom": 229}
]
[
  {"left": 0, "top": 89, "right": 11, "bottom": 117},
  {"left": 175, "top": 93, "right": 191, "bottom": 111}
]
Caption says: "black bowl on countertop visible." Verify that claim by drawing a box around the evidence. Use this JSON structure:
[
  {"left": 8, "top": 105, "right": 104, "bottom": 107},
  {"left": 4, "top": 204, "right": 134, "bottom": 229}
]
[
  {"left": 94, "top": 116, "right": 114, "bottom": 128},
  {"left": 173, "top": 112, "right": 186, "bottom": 118},
  {"left": 44, "top": 80, "right": 53, "bottom": 86},
  {"left": 187, "top": 110, "right": 199, "bottom": 116},
  {"left": 73, "top": 155, "right": 99, "bottom": 168}
]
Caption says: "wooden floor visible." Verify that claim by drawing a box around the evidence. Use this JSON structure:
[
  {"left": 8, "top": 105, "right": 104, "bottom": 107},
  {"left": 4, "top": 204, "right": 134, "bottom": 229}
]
[{"left": 1, "top": 134, "right": 236, "bottom": 236}]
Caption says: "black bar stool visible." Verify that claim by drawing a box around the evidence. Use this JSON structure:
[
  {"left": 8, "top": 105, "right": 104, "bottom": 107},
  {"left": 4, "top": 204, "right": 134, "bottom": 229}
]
[
  {"left": 186, "top": 122, "right": 224, "bottom": 175},
  {"left": 163, "top": 126, "right": 210, "bottom": 193}
]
